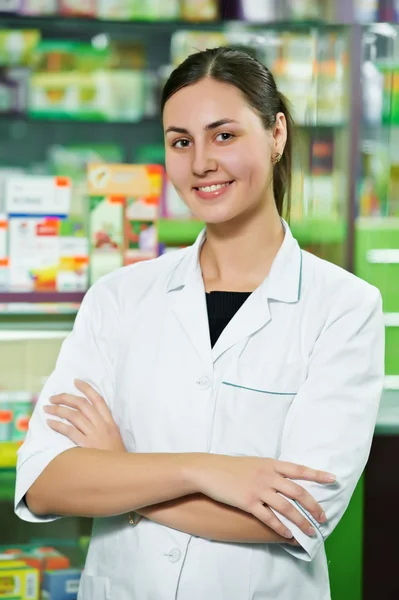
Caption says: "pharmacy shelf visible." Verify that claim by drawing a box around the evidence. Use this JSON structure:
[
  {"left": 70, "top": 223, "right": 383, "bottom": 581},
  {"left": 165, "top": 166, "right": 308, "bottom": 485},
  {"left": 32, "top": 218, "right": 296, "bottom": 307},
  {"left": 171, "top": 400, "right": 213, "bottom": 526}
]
[
  {"left": 0, "top": 292, "right": 85, "bottom": 304},
  {"left": 158, "top": 219, "right": 203, "bottom": 245},
  {"left": 0, "top": 15, "right": 223, "bottom": 33},
  {"left": 158, "top": 218, "right": 347, "bottom": 246},
  {"left": 291, "top": 219, "right": 346, "bottom": 244},
  {"left": 0, "top": 15, "right": 340, "bottom": 34},
  {"left": 0, "top": 113, "right": 160, "bottom": 126},
  {"left": 0, "top": 302, "right": 80, "bottom": 316}
]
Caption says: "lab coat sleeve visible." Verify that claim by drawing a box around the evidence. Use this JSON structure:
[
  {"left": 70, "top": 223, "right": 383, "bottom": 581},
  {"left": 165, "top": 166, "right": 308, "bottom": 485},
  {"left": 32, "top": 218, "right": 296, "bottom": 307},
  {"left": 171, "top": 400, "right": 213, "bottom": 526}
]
[
  {"left": 14, "top": 281, "right": 118, "bottom": 523},
  {"left": 270, "top": 286, "right": 384, "bottom": 561}
]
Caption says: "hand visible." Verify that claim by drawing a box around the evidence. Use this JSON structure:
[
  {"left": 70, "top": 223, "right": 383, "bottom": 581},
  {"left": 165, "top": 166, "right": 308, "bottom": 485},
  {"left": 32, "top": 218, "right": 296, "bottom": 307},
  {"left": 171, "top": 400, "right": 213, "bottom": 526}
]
[
  {"left": 44, "top": 380, "right": 126, "bottom": 453},
  {"left": 192, "top": 454, "right": 335, "bottom": 540}
]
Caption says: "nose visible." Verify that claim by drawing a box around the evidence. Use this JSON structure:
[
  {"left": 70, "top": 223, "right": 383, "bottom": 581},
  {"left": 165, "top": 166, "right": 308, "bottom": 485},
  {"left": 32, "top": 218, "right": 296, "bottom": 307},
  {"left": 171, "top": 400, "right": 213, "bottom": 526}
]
[{"left": 192, "top": 144, "right": 218, "bottom": 178}]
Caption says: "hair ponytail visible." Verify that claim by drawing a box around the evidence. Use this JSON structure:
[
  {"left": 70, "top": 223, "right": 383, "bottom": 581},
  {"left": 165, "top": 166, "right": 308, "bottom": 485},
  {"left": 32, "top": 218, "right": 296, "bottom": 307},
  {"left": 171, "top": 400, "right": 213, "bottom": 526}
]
[{"left": 273, "top": 93, "right": 294, "bottom": 220}]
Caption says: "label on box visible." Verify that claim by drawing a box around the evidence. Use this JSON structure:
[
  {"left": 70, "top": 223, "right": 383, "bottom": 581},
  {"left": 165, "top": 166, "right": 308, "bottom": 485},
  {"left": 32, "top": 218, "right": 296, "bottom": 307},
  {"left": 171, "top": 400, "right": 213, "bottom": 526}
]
[
  {"left": 88, "top": 164, "right": 162, "bottom": 198},
  {"left": 66, "top": 577, "right": 80, "bottom": 593},
  {"left": 6, "top": 176, "right": 71, "bottom": 216},
  {"left": 25, "top": 571, "right": 38, "bottom": 599}
]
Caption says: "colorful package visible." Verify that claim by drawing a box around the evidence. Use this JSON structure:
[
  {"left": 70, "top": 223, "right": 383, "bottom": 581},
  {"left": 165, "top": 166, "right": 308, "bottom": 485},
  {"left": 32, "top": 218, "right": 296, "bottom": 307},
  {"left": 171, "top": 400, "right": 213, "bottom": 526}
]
[
  {"left": 0, "top": 560, "right": 39, "bottom": 600},
  {"left": 0, "top": 393, "right": 33, "bottom": 442},
  {"left": 29, "top": 42, "right": 110, "bottom": 121},
  {"left": 57, "top": 227, "right": 89, "bottom": 292},
  {"left": 96, "top": 0, "right": 180, "bottom": 20},
  {"left": 180, "top": 0, "right": 219, "bottom": 21},
  {"left": 8, "top": 217, "right": 61, "bottom": 292},
  {"left": 124, "top": 220, "right": 157, "bottom": 265},
  {"left": 0, "top": 30, "right": 41, "bottom": 67},
  {"left": 2, "top": 548, "right": 70, "bottom": 579},
  {"left": 88, "top": 163, "right": 163, "bottom": 278},
  {"left": 89, "top": 195, "right": 124, "bottom": 283},
  {"left": 10, "top": 393, "right": 33, "bottom": 442},
  {"left": 171, "top": 31, "right": 227, "bottom": 66},
  {"left": 42, "top": 569, "right": 81, "bottom": 600},
  {"left": 0, "top": 394, "right": 13, "bottom": 442},
  {"left": 58, "top": 0, "right": 96, "bottom": 17}
]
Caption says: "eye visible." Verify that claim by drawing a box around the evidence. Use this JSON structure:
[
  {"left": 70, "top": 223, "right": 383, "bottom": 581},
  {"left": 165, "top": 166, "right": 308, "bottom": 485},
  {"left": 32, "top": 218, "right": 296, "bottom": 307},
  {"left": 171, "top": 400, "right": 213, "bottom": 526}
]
[
  {"left": 215, "top": 132, "right": 234, "bottom": 142},
  {"left": 171, "top": 138, "right": 192, "bottom": 149}
]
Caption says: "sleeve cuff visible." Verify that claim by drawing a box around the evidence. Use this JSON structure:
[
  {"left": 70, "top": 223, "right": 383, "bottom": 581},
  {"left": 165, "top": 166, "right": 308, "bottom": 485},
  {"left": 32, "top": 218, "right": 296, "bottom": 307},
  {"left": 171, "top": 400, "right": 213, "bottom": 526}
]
[
  {"left": 270, "top": 497, "right": 325, "bottom": 562},
  {"left": 15, "top": 443, "right": 74, "bottom": 523}
]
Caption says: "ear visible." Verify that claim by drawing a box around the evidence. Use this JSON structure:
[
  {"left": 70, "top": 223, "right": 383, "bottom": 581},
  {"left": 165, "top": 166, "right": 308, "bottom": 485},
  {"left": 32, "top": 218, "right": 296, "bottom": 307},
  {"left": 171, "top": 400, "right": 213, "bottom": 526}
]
[{"left": 273, "top": 112, "right": 287, "bottom": 156}]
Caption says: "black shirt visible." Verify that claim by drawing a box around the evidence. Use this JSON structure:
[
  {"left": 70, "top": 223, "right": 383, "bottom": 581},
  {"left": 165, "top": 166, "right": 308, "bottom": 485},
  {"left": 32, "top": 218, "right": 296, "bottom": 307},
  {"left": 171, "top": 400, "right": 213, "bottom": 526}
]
[{"left": 206, "top": 291, "right": 252, "bottom": 348}]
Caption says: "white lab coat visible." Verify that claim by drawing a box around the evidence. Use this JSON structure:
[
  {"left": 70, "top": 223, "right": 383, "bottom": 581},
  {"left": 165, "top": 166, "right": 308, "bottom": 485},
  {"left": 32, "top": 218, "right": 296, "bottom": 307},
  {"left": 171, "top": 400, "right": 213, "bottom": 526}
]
[{"left": 15, "top": 223, "right": 384, "bottom": 600}]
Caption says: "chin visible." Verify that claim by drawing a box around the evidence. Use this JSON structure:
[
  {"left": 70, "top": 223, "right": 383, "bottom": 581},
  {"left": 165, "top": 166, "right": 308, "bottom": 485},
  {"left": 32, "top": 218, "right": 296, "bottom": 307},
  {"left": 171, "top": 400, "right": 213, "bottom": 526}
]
[{"left": 192, "top": 207, "right": 239, "bottom": 225}]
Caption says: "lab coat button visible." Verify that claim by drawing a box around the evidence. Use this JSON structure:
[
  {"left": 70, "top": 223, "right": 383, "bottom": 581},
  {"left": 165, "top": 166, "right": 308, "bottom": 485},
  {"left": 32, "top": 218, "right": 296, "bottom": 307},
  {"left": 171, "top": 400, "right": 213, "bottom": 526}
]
[
  {"left": 167, "top": 548, "right": 182, "bottom": 563},
  {"left": 196, "top": 376, "right": 210, "bottom": 390}
]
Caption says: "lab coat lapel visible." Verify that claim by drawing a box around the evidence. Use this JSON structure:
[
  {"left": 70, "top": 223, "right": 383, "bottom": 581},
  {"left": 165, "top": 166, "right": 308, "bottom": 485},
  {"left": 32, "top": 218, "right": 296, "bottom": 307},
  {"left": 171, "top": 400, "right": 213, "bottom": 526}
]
[
  {"left": 167, "top": 232, "right": 213, "bottom": 373},
  {"left": 212, "top": 222, "right": 303, "bottom": 362},
  {"left": 211, "top": 287, "right": 271, "bottom": 362}
]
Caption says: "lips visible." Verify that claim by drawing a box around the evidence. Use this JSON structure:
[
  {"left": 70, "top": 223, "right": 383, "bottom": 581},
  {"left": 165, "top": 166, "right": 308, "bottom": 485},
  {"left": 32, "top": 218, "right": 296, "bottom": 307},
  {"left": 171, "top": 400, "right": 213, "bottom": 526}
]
[{"left": 193, "top": 180, "right": 234, "bottom": 200}]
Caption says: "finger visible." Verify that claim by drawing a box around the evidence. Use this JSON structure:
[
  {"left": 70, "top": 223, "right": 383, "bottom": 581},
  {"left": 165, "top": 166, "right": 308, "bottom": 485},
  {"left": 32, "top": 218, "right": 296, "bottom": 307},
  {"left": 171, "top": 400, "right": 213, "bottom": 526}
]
[
  {"left": 44, "top": 404, "right": 92, "bottom": 435},
  {"left": 251, "top": 503, "right": 294, "bottom": 540},
  {"left": 49, "top": 393, "right": 101, "bottom": 428},
  {"left": 263, "top": 491, "right": 317, "bottom": 537},
  {"left": 276, "top": 461, "right": 336, "bottom": 484},
  {"left": 47, "top": 418, "right": 84, "bottom": 446},
  {"left": 74, "top": 380, "right": 112, "bottom": 423},
  {"left": 276, "top": 478, "right": 326, "bottom": 525}
]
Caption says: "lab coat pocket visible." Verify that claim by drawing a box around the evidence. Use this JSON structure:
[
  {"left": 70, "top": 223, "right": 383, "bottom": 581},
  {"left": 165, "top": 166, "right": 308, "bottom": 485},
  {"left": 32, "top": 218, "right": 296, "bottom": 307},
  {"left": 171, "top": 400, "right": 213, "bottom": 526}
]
[
  {"left": 221, "top": 361, "right": 306, "bottom": 458},
  {"left": 78, "top": 574, "right": 111, "bottom": 600}
]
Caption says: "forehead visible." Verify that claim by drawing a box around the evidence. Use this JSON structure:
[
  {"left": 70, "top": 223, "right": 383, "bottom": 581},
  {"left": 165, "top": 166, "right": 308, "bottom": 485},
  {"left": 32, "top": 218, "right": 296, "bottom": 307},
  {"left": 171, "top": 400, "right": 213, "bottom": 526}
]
[{"left": 163, "top": 78, "right": 255, "bottom": 128}]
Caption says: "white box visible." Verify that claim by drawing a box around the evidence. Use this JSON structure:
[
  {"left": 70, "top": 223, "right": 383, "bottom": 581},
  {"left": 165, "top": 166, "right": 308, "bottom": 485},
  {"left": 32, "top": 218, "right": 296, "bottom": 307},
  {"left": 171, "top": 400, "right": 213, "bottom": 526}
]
[
  {"left": 8, "top": 217, "right": 60, "bottom": 292},
  {"left": 6, "top": 176, "right": 71, "bottom": 216}
]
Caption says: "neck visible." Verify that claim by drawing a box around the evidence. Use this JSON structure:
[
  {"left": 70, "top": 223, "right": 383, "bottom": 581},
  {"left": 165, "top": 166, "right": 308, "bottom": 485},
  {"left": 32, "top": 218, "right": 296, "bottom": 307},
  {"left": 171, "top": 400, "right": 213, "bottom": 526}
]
[{"left": 200, "top": 203, "right": 285, "bottom": 293}]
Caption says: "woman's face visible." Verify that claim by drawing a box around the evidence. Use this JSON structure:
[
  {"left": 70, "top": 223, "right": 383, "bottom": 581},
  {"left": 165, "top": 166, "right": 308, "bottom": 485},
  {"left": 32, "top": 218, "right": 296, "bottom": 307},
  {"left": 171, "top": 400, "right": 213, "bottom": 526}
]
[{"left": 163, "top": 77, "right": 286, "bottom": 225}]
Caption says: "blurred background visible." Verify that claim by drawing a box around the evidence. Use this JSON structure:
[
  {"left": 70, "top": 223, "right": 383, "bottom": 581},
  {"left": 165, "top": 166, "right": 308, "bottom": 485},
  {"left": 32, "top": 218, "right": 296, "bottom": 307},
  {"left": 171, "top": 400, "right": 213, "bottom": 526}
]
[{"left": 0, "top": 1, "right": 398, "bottom": 599}]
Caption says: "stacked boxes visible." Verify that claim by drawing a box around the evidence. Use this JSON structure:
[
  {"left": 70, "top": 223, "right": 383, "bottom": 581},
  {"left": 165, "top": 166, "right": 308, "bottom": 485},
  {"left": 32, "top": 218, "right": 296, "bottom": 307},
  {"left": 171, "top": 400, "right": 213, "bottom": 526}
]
[{"left": 87, "top": 163, "right": 163, "bottom": 282}]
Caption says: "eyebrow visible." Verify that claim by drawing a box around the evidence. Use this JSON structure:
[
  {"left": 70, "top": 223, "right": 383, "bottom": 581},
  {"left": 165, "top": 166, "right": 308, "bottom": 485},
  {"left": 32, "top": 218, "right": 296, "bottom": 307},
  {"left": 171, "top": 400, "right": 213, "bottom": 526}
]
[{"left": 165, "top": 118, "right": 238, "bottom": 135}]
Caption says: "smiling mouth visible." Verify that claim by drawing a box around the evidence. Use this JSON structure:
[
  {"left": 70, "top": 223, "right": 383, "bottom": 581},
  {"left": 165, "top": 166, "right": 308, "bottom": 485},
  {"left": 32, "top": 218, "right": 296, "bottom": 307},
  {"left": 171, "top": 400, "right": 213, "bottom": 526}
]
[{"left": 194, "top": 181, "right": 234, "bottom": 192}]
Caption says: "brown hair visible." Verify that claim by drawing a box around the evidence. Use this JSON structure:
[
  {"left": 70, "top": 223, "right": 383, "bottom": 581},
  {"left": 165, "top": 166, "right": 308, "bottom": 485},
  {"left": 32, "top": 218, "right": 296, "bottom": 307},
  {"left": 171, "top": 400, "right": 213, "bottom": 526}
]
[{"left": 161, "top": 46, "right": 294, "bottom": 219}]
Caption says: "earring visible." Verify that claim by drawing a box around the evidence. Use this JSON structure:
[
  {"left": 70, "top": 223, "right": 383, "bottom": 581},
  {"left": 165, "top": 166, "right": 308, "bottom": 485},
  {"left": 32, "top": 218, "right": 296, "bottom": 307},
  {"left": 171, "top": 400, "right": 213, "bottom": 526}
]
[{"left": 272, "top": 153, "right": 282, "bottom": 165}]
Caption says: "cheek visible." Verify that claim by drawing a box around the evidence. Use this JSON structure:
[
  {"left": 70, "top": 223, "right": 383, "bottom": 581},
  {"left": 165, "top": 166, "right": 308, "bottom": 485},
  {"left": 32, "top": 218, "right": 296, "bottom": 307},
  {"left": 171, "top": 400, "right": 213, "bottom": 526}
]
[
  {"left": 220, "top": 150, "right": 270, "bottom": 188},
  {"left": 165, "top": 152, "right": 190, "bottom": 193}
]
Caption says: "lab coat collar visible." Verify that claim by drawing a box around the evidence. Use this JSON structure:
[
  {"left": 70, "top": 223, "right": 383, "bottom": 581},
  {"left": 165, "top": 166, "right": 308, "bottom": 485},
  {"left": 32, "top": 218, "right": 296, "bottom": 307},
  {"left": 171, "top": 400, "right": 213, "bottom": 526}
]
[{"left": 167, "top": 219, "right": 303, "bottom": 304}]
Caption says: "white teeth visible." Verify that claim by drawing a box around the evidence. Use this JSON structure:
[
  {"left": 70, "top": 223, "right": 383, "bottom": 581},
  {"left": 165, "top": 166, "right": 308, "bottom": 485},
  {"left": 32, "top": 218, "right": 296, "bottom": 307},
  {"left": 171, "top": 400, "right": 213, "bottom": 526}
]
[{"left": 198, "top": 182, "right": 231, "bottom": 192}]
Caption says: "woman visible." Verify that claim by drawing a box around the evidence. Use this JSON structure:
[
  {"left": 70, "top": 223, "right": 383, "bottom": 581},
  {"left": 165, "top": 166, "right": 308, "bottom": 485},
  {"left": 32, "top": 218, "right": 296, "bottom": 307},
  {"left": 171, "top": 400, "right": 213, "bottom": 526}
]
[{"left": 15, "top": 48, "right": 384, "bottom": 600}]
